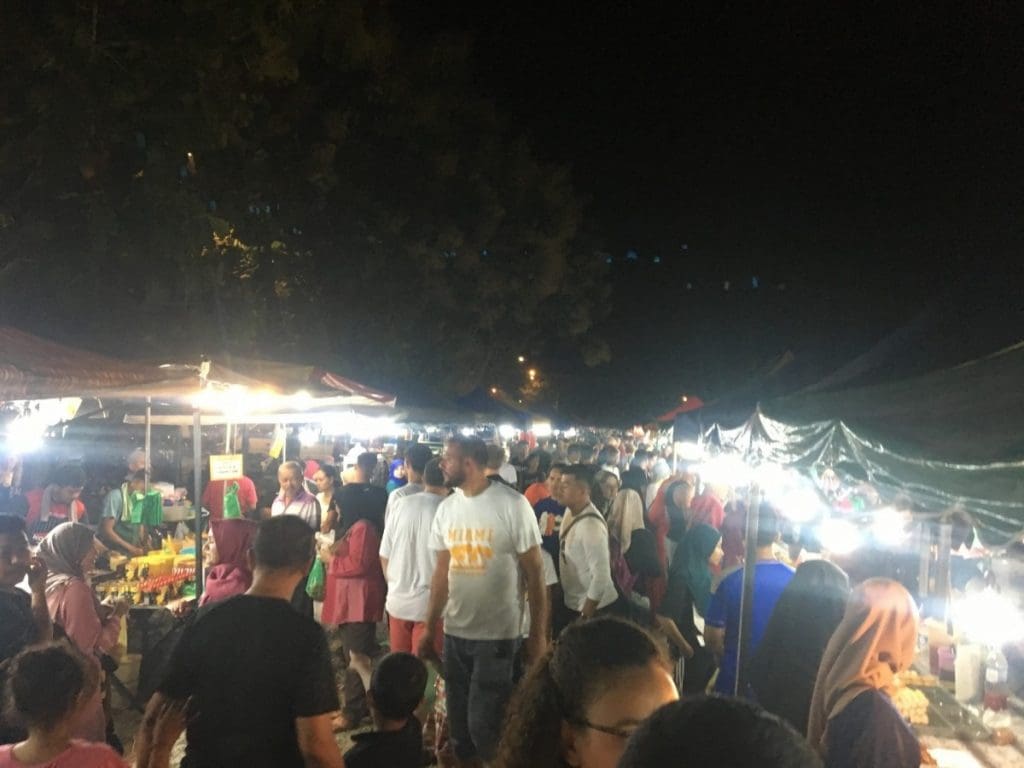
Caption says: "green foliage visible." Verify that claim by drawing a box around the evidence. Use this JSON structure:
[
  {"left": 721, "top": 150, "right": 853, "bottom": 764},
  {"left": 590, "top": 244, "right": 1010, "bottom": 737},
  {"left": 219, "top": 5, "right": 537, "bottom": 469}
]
[{"left": 0, "top": 0, "right": 607, "bottom": 401}]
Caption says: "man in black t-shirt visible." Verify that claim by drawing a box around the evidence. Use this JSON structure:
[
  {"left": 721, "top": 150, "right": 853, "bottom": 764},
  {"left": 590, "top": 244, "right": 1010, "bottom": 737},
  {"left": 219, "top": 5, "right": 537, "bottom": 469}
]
[
  {"left": 136, "top": 515, "right": 343, "bottom": 768},
  {"left": 335, "top": 452, "right": 388, "bottom": 533}
]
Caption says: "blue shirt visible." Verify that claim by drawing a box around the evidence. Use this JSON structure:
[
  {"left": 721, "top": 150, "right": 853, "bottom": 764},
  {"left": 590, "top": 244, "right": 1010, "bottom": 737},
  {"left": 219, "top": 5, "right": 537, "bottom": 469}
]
[{"left": 706, "top": 560, "right": 794, "bottom": 696}]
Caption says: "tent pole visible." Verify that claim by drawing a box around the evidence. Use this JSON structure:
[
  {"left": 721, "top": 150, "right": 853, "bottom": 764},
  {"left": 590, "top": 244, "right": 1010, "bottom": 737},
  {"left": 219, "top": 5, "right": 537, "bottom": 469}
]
[
  {"left": 192, "top": 407, "right": 204, "bottom": 599},
  {"left": 735, "top": 484, "right": 761, "bottom": 696},
  {"left": 144, "top": 397, "right": 152, "bottom": 492}
]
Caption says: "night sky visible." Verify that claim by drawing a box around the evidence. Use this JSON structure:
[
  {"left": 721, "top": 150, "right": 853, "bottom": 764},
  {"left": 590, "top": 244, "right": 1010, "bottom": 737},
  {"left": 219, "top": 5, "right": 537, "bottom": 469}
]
[
  {"left": 396, "top": 2, "right": 1024, "bottom": 414},
  {"left": 1, "top": 3, "right": 1021, "bottom": 421}
]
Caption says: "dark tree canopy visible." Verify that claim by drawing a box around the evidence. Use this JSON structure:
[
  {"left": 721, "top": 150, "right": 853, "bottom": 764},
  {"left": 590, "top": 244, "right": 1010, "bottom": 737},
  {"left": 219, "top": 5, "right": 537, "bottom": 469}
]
[{"left": 0, "top": 0, "right": 610, "bottom": 403}]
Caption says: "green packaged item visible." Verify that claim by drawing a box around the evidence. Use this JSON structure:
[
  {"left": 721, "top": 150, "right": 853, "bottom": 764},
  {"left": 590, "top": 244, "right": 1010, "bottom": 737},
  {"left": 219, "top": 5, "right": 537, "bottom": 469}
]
[
  {"left": 305, "top": 558, "right": 325, "bottom": 601},
  {"left": 223, "top": 481, "right": 242, "bottom": 519},
  {"left": 131, "top": 490, "right": 164, "bottom": 526}
]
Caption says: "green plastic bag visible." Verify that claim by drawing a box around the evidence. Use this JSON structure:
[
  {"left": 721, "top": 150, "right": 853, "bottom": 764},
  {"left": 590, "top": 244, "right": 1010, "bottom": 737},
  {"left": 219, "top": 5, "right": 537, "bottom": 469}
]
[
  {"left": 223, "top": 482, "right": 242, "bottom": 519},
  {"left": 305, "top": 558, "right": 325, "bottom": 601},
  {"left": 131, "top": 490, "right": 163, "bottom": 527}
]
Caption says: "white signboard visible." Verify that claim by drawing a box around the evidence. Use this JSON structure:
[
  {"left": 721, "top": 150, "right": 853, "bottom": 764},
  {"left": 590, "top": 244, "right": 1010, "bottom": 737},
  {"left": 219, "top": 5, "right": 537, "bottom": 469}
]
[{"left": 209, "top": 454, "right": 244, "bottom": 481}]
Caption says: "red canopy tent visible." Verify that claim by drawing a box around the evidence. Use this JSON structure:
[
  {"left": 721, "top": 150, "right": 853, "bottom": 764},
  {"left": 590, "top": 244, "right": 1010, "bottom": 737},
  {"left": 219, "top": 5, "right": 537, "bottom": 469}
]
[
  {"left": 0, "top": 327, "right": 194, "bottom": 399},
  {"left": 654, "top": 395, "right": 705, "bottom": 423}
]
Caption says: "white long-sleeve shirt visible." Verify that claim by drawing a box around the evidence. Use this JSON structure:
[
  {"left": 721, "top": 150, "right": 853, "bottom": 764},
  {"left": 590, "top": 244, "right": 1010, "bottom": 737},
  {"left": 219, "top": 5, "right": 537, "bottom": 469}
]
[{"left": 560, "top": 502, "right": 619, "bottom": 612}]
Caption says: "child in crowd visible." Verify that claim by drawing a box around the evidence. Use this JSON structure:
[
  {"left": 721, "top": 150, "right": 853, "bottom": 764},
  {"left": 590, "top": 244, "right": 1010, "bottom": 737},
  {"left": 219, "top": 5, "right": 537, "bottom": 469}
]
[
  {"left": 618, "top": 696, "right": 822, "bottom": 768},
  {"left": 0, "top": 644, "right": 127, "bottom": 768},
  {"left": 343, "top": 652, "right": 427, "bottom": 768}
]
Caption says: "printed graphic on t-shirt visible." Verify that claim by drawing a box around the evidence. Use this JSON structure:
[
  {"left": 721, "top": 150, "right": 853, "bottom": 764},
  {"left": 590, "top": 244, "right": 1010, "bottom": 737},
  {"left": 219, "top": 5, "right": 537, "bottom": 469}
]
[{"left": 446, "top": 527, "right": 494, "bottom": 573}]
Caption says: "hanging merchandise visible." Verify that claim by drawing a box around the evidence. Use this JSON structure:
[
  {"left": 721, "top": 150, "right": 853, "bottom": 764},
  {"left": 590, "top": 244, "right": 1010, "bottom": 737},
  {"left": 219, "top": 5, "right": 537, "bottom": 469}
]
[
  {"left": 131, "top": 490, "right": 164, "bottom": 527},
  {"left": 269, "top": 424, "right": 285, "bottom": 459},
  {"left": 223, "top": 482, "right": 242, "bottom": 520}
]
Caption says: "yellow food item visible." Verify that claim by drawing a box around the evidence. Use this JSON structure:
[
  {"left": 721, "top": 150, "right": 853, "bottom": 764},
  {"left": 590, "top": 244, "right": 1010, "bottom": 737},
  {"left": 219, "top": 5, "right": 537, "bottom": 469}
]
[
  {"left": 897, "top": 671, "right": 939, "bottom": 688},
  {"left": 892, "top": 687, "right": 929, "bottom": 725}
]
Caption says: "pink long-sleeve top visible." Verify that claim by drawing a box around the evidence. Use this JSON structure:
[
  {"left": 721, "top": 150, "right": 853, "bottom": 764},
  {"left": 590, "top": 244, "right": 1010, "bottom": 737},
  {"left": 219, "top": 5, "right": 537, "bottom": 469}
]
[
  {"left": 321, "top": 519, "right": 386, "bottom": 626},
  {"left": 46, "top": 579, "right": 122, "bottom": 742}
]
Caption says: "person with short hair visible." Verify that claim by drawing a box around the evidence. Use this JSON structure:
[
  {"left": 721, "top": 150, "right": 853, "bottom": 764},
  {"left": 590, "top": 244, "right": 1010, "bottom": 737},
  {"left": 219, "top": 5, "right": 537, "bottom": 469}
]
[
  {"left": 598, "top": 445, "right": 621, "bottom": 480},
  {"left": 126, "top": 448, "right": 148, "bottom": 476},
  {"left": 334, "top": 453, "right": 387, "bottom": 535},
  {"left": 557, "top": 465, "right": 618, "bottom": 625},
  {"left": 272, "top": 461, "right": 321, "bottom": 530},
  {"left": 705, "top": 502, "right": 795, "bottom": 696},
  {"left": 380, "top": 458, "right": 447, "bottom": 657},
  {"left": 23, "top": 465, "right": 87, "bottom": 539},
  {"left": 618, "top": 696, "right": 822, "bottom": 768},
  {"left": 99, "top": 469, "right": 149, "bottom": 556},
  {"left": 495, "top": 616, "right": 678, "bottom": 768},
  {"left": 136, "top": 516, "right": 343, "bottom": 768},
  {"left": 419, "top": 436, "right": 549, "bottom": 766},
  {"left": 532, "top": 463, "right": 568, "bottom": 565},
  {"left": 202, "top": 472, "right": 259, "bottom": 521},
  {"left": 385, "top": 443, "right": 434, "bottom": 525},
  {"left": 343, "top": 652, "right": 428, "bottom": 768},
  {"left": 522, "top": 451, "right": 554, "bottom": 506},
  {"left": 0, "top": 644, "right": 130, "bottom": 768},
  {"left": 0, "top": 515, "right": 51, "bottom": 744},
  {"left": 484, "top": 445, "right": 516, "bottom": 488}
]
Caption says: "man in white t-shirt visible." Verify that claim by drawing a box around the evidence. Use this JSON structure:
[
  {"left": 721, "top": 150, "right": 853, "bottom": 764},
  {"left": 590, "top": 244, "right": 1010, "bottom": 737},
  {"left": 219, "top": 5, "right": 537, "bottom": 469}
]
[
  {"left": 384, "top": 443, "right": 434, "bottom": 525},
  {"left": 379, "top": 457, "right": 447, "bottom": 657},
  {"left": 558, "top": 464, "right": 619, "bottom": 626},
  {"left": 419, "top": 436, "right": 548, "bottom": 767}
]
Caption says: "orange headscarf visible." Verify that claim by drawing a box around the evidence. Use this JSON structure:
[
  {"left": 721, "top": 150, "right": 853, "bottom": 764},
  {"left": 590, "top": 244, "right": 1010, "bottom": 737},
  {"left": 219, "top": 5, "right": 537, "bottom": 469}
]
[{"left": 807, "top": 578, "right": 919, "bottom": 751}]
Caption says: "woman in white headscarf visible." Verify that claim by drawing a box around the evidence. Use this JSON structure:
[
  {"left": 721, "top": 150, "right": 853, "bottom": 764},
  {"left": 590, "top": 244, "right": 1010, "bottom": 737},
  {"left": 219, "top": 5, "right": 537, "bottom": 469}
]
[
  {"left": 807, "top": 578, "right": 921, "bottom": 768},
  {"left": 39, "top": 522, "right": 128, "bottom": 742}
]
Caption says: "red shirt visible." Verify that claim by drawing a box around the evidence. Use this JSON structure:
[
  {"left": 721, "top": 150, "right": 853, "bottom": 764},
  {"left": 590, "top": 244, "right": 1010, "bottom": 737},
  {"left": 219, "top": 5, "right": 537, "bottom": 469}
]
[
  {"left": 689, "top": 493, "right": 725, "bottom": 531},
  {"left": 202, "top": 476, "right": 258, "bottom": 520},
  {"left": 24, "top": 488, "right": 86, "bottom": 527},
  {"left": 322, "top": 519, "right": 386, "bottom": 625}
]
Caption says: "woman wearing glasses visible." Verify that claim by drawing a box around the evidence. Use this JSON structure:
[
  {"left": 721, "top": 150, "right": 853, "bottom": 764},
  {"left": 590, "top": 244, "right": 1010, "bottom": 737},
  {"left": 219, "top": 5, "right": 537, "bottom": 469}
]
[{"left": 495, "top": 616, "right": 678, "bottom": 768}]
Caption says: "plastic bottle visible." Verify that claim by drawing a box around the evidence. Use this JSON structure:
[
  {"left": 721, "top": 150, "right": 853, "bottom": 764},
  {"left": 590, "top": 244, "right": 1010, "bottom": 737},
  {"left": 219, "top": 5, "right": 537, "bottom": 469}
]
[{"left": 982, "top": 648, "right": 1011, "bottom": 729}]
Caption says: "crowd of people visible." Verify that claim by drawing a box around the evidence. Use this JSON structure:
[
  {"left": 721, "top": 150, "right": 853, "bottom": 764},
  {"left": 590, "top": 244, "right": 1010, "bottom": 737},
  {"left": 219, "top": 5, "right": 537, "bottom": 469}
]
[{"left": 0, "top": 434, "right": 937, "bottom": 767}]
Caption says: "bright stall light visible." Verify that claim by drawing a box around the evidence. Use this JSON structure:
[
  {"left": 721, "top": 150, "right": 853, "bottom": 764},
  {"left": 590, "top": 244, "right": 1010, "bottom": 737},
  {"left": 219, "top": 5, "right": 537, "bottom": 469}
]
[
  {"left": 460, "top": 427, "right": 474, "bottom": 437},
  {"left": 775, "top": 486, "right": 827, "bottom": 524},
  {"left": 698, "top": 453, "right": 750, "bottom": 487},
  {"left": 532, "top": 421, "right": 553, "bottom": 438},
  {"left": 871, "top": 506, "right": 911, "bottom": 548},
  {"left": 561, "top": 427, "right": 578, "bottom": 439},
  {"left": 2, "top": 398, "right": 81, "bottom": 455},
  {"left": 817, "top": 518, "right": 863, "bottom": 556},
  {"left": 298, "top": 427, "right": 320, "bottom": 447},
  {"left": 675, "top": 441, "right": 704, "bottom": 462},
  {"left": 321, "top": 413, "right": 399, "bottom": 440},
  {"left": 498, "top": 424, "right": 517, "bottom": 440},
  {"left": 952, "top": 589, "right": 1024, "bottom": 647}
]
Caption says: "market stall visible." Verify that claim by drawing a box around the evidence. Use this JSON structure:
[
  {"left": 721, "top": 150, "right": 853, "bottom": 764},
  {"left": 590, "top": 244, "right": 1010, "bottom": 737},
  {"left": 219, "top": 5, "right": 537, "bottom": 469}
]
[{"left": 669, "top": 343, "right": 1024, "bottom": 767}]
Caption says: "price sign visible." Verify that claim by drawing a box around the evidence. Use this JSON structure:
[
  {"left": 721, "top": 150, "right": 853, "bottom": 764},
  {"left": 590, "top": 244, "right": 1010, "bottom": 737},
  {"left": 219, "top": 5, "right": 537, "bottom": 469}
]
[{"left": 209, "top": 454, "right": 244, "bottom": 481}]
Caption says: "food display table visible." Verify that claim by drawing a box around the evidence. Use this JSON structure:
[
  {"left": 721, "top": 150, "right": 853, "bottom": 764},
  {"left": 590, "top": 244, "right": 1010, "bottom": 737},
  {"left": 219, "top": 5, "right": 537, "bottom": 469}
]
[{"left": 898, "top": 663, "right": 1024, "bottom": 767}]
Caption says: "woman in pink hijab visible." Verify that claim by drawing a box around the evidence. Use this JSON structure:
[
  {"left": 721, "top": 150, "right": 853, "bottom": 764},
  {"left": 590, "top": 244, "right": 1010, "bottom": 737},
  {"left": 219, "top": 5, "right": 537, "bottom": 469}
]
[{"left": 200, "top": 519, "right": 258, "bottom": 606}]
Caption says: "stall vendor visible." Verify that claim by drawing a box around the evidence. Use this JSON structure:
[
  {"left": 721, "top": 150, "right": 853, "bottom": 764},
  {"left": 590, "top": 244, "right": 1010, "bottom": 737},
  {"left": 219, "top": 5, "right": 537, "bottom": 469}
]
[
  {"left": 99, "top": 470, "right": 149, "bottom": 556},
  {"left": 23, "top": 465, "right": 87, "bottom": 538}
]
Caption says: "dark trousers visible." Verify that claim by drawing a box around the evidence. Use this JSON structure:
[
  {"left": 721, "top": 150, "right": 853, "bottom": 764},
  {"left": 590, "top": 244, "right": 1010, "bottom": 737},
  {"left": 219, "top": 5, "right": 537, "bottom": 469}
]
[
  {"left": 339, "top": 623, "right": 382, "bottom": 721},
  {"left": 443, "top": 634, "right": 521, "bottom": 763}
]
